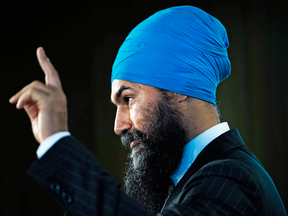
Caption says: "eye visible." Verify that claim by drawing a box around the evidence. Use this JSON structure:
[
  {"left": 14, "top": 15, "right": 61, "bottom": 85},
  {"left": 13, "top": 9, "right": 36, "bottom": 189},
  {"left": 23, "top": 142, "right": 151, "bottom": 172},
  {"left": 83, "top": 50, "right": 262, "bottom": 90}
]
[{"left": 124, "top": 96, "right": 133, "bottom": 105}]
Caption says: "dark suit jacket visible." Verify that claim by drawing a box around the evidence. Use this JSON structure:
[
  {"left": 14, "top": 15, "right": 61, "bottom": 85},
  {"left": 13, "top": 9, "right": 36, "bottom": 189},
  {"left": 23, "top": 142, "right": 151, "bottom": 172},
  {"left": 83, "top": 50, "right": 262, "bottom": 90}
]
[{"left": 27, "top": 129, "right": 287, "bottom": 215}]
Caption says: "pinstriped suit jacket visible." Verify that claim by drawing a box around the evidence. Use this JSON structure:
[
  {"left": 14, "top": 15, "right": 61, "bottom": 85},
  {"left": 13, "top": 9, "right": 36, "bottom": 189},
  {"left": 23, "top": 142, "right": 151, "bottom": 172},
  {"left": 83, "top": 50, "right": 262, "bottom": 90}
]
[{"left": 27, "top": 129, "right": 287, "bottom": 215}]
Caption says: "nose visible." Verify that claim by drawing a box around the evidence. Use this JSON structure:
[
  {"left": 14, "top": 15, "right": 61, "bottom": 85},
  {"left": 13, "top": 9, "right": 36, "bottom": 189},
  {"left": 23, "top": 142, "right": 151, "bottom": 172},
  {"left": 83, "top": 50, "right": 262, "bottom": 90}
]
[{"left": 114, "top": 106, "right": 132, "bottom": 135}]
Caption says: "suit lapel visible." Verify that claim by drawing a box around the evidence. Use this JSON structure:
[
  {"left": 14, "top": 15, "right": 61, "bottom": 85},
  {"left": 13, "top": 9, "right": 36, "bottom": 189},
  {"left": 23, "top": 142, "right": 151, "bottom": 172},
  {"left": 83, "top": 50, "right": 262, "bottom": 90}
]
[
  {"left": 164, "top": 128, "right": 245, "bottom": 207},
  {"left": 183, "top": 129, "right": 245, "bottom": 179}
]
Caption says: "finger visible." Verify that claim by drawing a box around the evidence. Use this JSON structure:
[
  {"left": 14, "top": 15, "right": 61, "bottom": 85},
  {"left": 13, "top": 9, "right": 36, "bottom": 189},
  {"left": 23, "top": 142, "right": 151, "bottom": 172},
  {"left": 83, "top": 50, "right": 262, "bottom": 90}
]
[
  {"left": 24, "top": 101, "right": 39, "bottom": 120},
  {"left": 36, "top": 47, "right": 62, "bottom": 88},
  {"left": 10, "top": 84, "right": 31, "bottom": 104},
  {"left": 9, "top": 94, "right": 19, "bottom": 104},
  {"left": 16, "top": 85, "right": 50, "bottom": 109},
  {"left": 9, "top": 81, "right": 49, "bottom": 105}
]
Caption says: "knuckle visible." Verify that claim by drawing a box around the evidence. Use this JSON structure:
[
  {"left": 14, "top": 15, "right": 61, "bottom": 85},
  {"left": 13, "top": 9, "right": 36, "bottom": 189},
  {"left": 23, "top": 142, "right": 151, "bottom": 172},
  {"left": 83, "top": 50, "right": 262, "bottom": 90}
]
[
  {"left": 31, "top": 80, "right": 40, "bottom": 85},
  {"left": 31, "top": 80, "right": 43, "bottom": 88}
]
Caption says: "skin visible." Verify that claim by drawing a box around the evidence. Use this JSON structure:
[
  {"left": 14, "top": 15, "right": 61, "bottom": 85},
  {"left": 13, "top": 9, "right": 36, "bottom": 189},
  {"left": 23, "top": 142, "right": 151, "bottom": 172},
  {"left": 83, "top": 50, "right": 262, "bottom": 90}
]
[
  {"left": 111, "top": 80, "right": 220, "bottom": 147},
  {"left": 9, "top": 47, "right": 220, "bottom": 146},
  {"left": 111, "top": 80, "right": 159, "bottom": 136},
  {"left": 9, "top": 47, "right": 68, "bottom": 143}
]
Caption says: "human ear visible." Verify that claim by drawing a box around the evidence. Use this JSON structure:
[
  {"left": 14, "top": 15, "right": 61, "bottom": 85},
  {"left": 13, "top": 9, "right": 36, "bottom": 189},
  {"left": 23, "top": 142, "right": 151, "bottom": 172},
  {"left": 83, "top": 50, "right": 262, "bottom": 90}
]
[{"left": 174, "top": 93, "right": 187, "bottom": 103}]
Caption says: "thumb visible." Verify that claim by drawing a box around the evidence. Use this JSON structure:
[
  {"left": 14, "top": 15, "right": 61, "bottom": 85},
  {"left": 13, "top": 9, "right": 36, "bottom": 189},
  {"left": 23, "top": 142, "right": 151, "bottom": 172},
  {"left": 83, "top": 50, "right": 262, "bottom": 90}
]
[{"left": 36, "top": 47, "right": 62, "bottom": 88}]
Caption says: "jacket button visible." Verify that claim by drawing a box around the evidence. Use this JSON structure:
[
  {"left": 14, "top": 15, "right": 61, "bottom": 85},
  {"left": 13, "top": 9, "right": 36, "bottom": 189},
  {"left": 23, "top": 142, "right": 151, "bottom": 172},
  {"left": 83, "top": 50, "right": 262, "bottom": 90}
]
[
  {"left": 50, "top": 183, "right": 60, "bottom": 192},
  {"left": 63, "top": 194, "right": 72, "bottom": 204}
]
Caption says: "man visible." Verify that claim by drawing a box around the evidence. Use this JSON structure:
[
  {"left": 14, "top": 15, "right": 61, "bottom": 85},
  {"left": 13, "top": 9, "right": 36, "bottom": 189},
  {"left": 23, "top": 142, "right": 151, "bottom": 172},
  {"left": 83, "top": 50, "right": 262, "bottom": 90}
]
[{"left": 10, "top": 5, "right": 287, "bottom": 216}]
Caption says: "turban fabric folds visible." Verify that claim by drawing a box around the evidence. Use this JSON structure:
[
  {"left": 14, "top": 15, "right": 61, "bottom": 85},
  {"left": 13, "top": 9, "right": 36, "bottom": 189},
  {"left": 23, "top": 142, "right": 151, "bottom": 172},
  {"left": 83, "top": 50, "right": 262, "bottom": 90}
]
[{"left": 111, "top": 5, "right": 231, "bottom": 105}]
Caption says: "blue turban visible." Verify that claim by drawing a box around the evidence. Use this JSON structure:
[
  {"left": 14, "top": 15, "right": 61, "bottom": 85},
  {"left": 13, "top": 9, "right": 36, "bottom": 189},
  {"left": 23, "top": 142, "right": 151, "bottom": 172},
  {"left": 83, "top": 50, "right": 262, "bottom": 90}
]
[{"left": 111, "top": 5, "right": 231, "bottom": 105}]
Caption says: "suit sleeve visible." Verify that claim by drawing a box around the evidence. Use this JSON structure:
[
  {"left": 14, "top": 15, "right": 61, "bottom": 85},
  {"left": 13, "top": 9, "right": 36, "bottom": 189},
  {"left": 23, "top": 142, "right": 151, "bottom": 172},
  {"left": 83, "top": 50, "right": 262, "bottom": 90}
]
[{"left": 27, "top": 136, "right": 155, "bottom": 216}]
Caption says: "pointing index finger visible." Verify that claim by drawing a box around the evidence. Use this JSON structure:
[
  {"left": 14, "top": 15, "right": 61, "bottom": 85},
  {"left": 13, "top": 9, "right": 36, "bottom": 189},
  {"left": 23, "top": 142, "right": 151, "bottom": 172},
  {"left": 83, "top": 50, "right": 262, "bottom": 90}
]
[{"left": 37, "top": 47, "right": 62, "bottom": 88}]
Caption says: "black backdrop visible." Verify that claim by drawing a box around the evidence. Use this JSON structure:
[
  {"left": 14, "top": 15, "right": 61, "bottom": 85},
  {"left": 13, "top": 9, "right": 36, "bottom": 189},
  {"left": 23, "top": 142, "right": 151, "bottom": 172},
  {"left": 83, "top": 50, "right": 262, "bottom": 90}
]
[{"left": 2, "top": 1, "right": 287, "bottom": 215}]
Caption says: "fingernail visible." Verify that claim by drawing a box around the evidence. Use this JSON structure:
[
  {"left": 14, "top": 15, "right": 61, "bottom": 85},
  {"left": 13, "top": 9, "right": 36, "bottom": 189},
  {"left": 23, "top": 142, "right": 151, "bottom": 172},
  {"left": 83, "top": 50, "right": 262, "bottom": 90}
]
[
  {"left": 38, "top": 47, "right": 46, "bottom": 57},
  {"left": 41, "top": 47, "right": 46, "bottom": 56}
]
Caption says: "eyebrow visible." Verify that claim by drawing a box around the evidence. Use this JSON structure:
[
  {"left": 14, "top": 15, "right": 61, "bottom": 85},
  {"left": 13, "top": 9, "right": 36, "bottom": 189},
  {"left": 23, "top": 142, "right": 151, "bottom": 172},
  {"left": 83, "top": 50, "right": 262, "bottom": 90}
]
[{"left": 112, "top": 86, "right": 132, "bottom": 104}]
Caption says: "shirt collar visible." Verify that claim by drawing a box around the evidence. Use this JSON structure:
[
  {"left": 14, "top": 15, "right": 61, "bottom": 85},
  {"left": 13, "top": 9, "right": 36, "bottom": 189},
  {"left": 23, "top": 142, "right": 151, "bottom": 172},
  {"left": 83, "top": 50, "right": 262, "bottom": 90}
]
[{"left": 170, "top": 122, "right": 230, "bottom": 185}]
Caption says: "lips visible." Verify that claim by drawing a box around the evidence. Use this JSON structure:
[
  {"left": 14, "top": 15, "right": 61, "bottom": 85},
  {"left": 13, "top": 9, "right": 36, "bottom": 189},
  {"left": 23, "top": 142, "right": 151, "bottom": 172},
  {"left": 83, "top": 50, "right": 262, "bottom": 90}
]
[{"left": 130, "top": 140, "right": 137, "bottom": 149}]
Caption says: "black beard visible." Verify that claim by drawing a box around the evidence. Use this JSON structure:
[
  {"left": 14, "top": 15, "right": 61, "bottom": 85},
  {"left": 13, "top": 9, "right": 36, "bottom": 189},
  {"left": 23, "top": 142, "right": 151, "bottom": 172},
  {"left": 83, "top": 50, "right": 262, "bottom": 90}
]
[{"left": 121, "top": 93, "right": 187, "bottom": 213}]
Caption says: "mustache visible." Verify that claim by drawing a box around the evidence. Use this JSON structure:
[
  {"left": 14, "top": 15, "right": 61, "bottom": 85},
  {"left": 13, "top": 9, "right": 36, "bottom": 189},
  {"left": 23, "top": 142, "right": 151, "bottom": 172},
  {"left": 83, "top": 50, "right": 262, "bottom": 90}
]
[{"left": 120, "top": 130, "right": 147, "bottom": 150}]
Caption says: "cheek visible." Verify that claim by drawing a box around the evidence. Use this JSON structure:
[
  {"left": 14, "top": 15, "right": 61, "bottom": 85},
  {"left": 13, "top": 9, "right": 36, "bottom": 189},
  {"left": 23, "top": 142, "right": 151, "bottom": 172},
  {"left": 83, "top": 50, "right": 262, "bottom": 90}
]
[{"left": 130, "top": 105, "right": 147, "bottom": 130}]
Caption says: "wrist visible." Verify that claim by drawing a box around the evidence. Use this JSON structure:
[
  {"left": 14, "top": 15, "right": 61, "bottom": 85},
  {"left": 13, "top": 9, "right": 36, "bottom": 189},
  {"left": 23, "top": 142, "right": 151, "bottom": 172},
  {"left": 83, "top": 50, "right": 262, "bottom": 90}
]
[{"left": 37, "top": 131, "right": 71, "bottom": 158}]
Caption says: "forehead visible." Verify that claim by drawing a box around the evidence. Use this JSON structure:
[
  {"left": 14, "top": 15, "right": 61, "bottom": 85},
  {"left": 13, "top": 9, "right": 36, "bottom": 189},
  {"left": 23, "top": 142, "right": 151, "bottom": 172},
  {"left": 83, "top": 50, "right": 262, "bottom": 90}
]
[{"left": 112, "top": 79, "right": 139, "bottom": 91}]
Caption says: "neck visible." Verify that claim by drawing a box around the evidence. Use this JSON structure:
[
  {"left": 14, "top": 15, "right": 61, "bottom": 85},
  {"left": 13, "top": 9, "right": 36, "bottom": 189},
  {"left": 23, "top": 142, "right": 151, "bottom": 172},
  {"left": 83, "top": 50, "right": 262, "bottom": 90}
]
[{"left": 181, "top": 98, "right": 220, "bottom": 143}]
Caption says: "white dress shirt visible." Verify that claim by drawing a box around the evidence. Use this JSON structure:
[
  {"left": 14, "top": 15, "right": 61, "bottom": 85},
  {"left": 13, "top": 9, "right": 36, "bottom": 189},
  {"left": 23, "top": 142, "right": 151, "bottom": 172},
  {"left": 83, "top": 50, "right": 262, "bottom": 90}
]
[
  {"left": 37, "top": 131, "right": 71, "bottom": 158},
  {"left": 170, "top": 122, "right": 230, "bottom": 185}
]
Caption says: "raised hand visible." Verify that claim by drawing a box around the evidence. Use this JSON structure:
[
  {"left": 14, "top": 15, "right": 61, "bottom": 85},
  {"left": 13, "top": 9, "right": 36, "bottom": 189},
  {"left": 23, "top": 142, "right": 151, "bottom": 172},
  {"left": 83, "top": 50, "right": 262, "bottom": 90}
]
[{"left": 9, "top": 47, "right": 68, "bottom": 143}]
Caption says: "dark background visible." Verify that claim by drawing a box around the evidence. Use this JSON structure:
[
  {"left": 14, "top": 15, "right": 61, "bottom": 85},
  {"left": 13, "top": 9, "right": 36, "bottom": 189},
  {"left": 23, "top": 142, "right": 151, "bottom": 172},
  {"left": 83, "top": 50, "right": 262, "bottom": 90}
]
[{"left": 2, "top": 1, "right": 287, "bottom": 215}]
